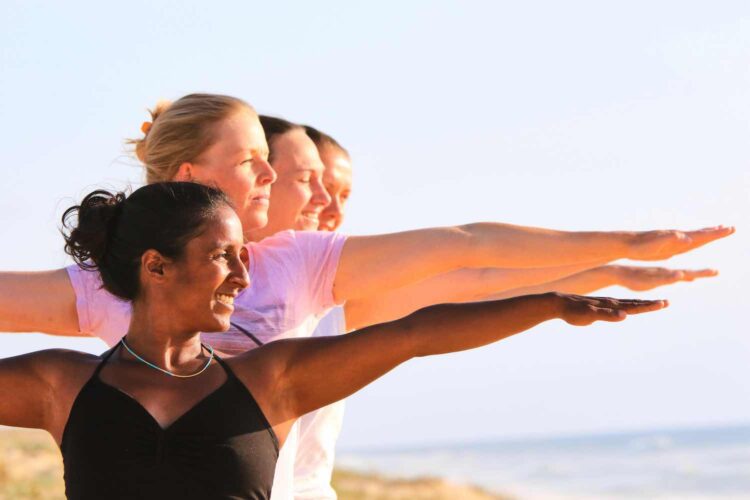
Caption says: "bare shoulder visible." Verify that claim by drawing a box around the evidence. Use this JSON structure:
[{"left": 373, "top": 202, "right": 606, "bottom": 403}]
[
  {"left": 223, "top": 341, "right": 293, "bottom": 392},
  {"left": 26, "top": 348, "right": 101, "bottom": 368},
  {"left": 17, "top": 349, "right": 103, "bottom": 389}
]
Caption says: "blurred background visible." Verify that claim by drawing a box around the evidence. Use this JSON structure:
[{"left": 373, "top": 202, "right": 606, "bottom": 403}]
[{"left": 1, "top": 1, "right": 748, "bottom": 498}]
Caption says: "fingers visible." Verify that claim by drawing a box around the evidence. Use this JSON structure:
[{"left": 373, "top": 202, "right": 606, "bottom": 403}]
[
  {"left": 591, "top": 306, "right": 627, "bottom": 322},
  {"left": 582, "top": 296, "right": 669, "bottom": 314},
  {"left": 561, "top": 293, "right": 668, "bottom": 326},
  {"left": 620, "top": 266, "right": 718, "bottom": 290},
  {"left": 613, "top": 300, "right": 669, "bottom": 314},
  {"left": 682, "top": 268, "right": 719, "bottom": 280},
  {"left": 683, "top": 225, "right": 735, "bottom": 250}
]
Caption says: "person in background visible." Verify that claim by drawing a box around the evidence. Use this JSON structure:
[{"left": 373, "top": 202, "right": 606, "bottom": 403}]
[{"left": 287, "top": 123, "right": 721, "bottom": 498}]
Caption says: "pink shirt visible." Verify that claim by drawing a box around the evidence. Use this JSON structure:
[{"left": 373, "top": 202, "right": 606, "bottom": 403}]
[
  {"left": 65, "top": 229, "right": 347, "bottom": 500},
  {"left": 66, "top": 230, "right": 347, "bottom": 351}
]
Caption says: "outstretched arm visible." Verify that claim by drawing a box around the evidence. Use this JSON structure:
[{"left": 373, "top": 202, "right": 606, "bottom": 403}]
[
  {"left": 0, "top": 352, "right": 53, "bottom": 430},
  {"left": 0, "top": 349, "right": 95, "bottom": 442},
  {"left": 333, "top": 224, "right": 733, "bottom": 302},
  {"left": 489, "top": 265, "right": 718, "bottom": 300},
  {"left": 344, "top": 261, "right": 607, "bottom": 330},
  {"left": 0, "top": 269, "right": 84, "bottom": 336},
  {"left": 242, "top": 293, "right": 667, "bottom": 433}
]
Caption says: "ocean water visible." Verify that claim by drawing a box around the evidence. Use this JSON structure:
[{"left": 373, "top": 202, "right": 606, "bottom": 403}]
[{"left": 337, "top": 424, "right": 750, "bottom": 499}]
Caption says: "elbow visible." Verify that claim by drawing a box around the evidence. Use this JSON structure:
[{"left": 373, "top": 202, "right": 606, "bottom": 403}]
[{"left": 441, "top": 224, "right": 481, "bottom": 269}]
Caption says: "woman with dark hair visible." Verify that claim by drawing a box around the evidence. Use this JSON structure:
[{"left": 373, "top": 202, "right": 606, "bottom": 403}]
[{"left": 0, "top": 182, "right": 666, "bottom": 500}]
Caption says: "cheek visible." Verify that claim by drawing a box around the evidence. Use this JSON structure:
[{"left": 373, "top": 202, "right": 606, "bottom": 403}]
[
  {"left": 272, "top": 181, "right": 309, "bottom": 213},
  {"left": 227, "top": 173, "right": 254, "bottom": 202}
]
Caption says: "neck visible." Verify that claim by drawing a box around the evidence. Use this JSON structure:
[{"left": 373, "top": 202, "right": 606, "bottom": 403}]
[
  {"left": 246, "top": 225, "right": 273, "bottom": 242},
  {"left": 123, "top": 299, "right": 206, "bottom": 372}
]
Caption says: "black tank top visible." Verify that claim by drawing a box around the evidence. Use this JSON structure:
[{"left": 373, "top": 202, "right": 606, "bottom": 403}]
[{"left": 61, "top": 345, "right": 279, "bottom": 500}]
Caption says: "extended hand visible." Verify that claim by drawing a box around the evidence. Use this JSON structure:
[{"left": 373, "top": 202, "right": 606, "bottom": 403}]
[
  {"left": 628, "top": 226, "right": 734, "bottom": 261},
  {"left": 614, "top": 265, "right": 718, "bottom": 291},
  {"left": 555, "top": 293, "right": 668, "bottom": 326}
]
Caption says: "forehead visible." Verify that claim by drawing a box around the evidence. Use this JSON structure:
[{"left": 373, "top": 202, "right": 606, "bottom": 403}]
[
  {"left": 190, "top": 206, "right": 244, "bottom": 249},
  {"left": 273, "top": 129, "right": 325, "bottom": 173},
  {"left": 322, "top": 151, "right": 352, "bottom": 187},
  {"left": 210, "top": 109, "right": 269, "bottom": 156}
]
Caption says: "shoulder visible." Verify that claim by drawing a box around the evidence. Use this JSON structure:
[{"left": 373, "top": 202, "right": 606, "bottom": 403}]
[
  {"left": 19, "top": 349, "right": 101, "bottom": 387},
  {"left": 247, "top": 230, "right": 347, "bottom": 256},
  {"left": 245, "top": 230, "right": 298, "bottom": 254}
]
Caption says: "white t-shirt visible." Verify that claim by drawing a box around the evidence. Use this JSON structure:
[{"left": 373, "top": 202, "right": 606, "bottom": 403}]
[
  {"left": 294, "top": 306, "right": 348, "bottom": 499},
  {"left": 66, "top": 230, "right": 348, "bottom": 500}
]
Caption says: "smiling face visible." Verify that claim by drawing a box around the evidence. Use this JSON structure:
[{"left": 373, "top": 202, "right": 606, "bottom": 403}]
[
  {"left": 318, "top": 144, "right": 353, "bottom": 232},
  {"left": 163, "top": 205, "right": 250, "bottom": 333},
  {"left": 176, "top": 109, "right": 277, "bottom": 239},
  {"left": 250, "top": 128, "right": 331, "bottom": 240}
]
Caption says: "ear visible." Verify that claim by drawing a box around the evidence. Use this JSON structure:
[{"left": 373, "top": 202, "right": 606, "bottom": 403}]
[
  {"left": 140, "top": 249, "right": 172, "bottom": 284},
  {"left": 173, "top": 162, "right": 194, "bottom": 181}
]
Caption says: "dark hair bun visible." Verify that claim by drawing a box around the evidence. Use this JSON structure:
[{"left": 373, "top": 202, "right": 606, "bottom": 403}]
[{"left": 63, "top": 190, "right": 127, "bottom": 271}]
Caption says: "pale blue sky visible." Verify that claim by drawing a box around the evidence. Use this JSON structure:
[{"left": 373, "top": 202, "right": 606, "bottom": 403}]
[{"left": 1, "top": 1, "right": 748, "bottom": 449}]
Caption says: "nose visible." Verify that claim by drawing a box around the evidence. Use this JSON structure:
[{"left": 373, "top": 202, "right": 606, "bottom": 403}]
[
  {"left": 256, "top": 157, "right": 277, "bottom": 186},
  {"left": 322, "top": 197, "right": 343, "bottom": 227},
  {"left": 311, "top": 176, "right": 332, "bottom": 208},
  {"left": 229, "top": 250, "right": 251, "bottom": 290}
]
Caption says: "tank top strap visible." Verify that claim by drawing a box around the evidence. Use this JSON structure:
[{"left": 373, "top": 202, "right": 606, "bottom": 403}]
[
  {"left": 91, "top": 342, "right": 122, "bottom": 379},
  {"left": 212, "top": 352, "right": 241, "bottom": 381}
]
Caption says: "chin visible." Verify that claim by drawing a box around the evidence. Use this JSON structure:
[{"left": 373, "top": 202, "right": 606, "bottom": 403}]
[
  {"left": 297, "top": 220, "right": 319, "bottom": 231},
  {"left": 203, "top": 317, "right": 232, "bottom": 333},
  {"left": 243, "top": 211, "right": 268, "bottom": 233}
]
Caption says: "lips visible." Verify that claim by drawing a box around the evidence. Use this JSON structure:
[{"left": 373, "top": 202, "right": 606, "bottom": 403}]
[{"left": 250, "top": 193, "right": 270, "bottom": 205}]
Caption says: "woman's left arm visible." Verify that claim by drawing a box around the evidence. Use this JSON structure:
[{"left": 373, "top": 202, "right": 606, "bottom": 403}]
[
  {"left": 344, "top": 262, "right": 604, "bottom": 331},
  {"left": 332, "top": 224, "right": 732, "bottom": 302},
  {"left": 239, "top": 293, "right": 667, "bottom": 432},
  {"left": 488, "top": 265, "right": 718, "bottom": 300}
]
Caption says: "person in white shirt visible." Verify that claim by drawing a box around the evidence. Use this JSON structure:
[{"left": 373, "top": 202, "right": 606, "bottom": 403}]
[{"left": 289, "top": 123, "right": 724, "bottom": 499}]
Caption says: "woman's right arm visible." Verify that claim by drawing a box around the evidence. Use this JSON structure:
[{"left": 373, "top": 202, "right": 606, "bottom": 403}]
[
  {"left": 0, "top": 351, "right": 54, "bottom": 430},
  {"left": 0, "top": 269, "right": 84, "bottom": 336},
  {"left": 240, "top": 293, "right": 668, "bottom": 435},
  {"left": 488, "top": 265, "right": 718, "bottom": 300},
  {"left": 0, "top": 350, "right": 94, "bottom": 441}
]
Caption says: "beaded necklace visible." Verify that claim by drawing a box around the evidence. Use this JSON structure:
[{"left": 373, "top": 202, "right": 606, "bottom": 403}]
[{"left": 120, "top": 338, "right": 214, "bottom": 378}]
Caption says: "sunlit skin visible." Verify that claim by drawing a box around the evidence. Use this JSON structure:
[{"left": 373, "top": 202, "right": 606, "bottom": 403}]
[
  {"left": 118, "top": 205, "right": 249, "bottom": 372},
  {"left": 0, "top": 188, "right": 672, "bottom": 458},
  {"left": 317, "top": 144, "right": 352, "bottom": 232},
  {"left": 0, "top": 105, "right": 734, "bottom": 336},
  {"left": 248, "top": 129, "right": 331, "bottom": 241},
  {"left": 173, "top": 109, "right": 277, "bottom": 238},
  {"left": 311, "top": 138, "right": 726, "bottom": 331}
]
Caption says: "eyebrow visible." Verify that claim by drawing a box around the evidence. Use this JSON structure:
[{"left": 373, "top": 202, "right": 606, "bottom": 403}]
[{"left": 234, "top": 147, "right": 269, "bottom": 158}]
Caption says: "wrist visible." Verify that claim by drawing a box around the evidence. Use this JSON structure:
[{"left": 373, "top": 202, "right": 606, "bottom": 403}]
[
  {"left": 600, "top": 265, "right": 623, "bottom": 287},
  {"left": 618, "top": 231, "right": 637, "bottom": 259},
  {"left": 542, "top": 292, "right": 566, "bottom": 320}
]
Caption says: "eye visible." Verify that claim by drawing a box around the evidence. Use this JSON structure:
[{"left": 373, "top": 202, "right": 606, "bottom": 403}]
[
  {"left": 299, "top": 174, "right": 312, "bottom": 183},
  {"left": 213, "top": 251, "right": 231, "bottom": 261}
]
